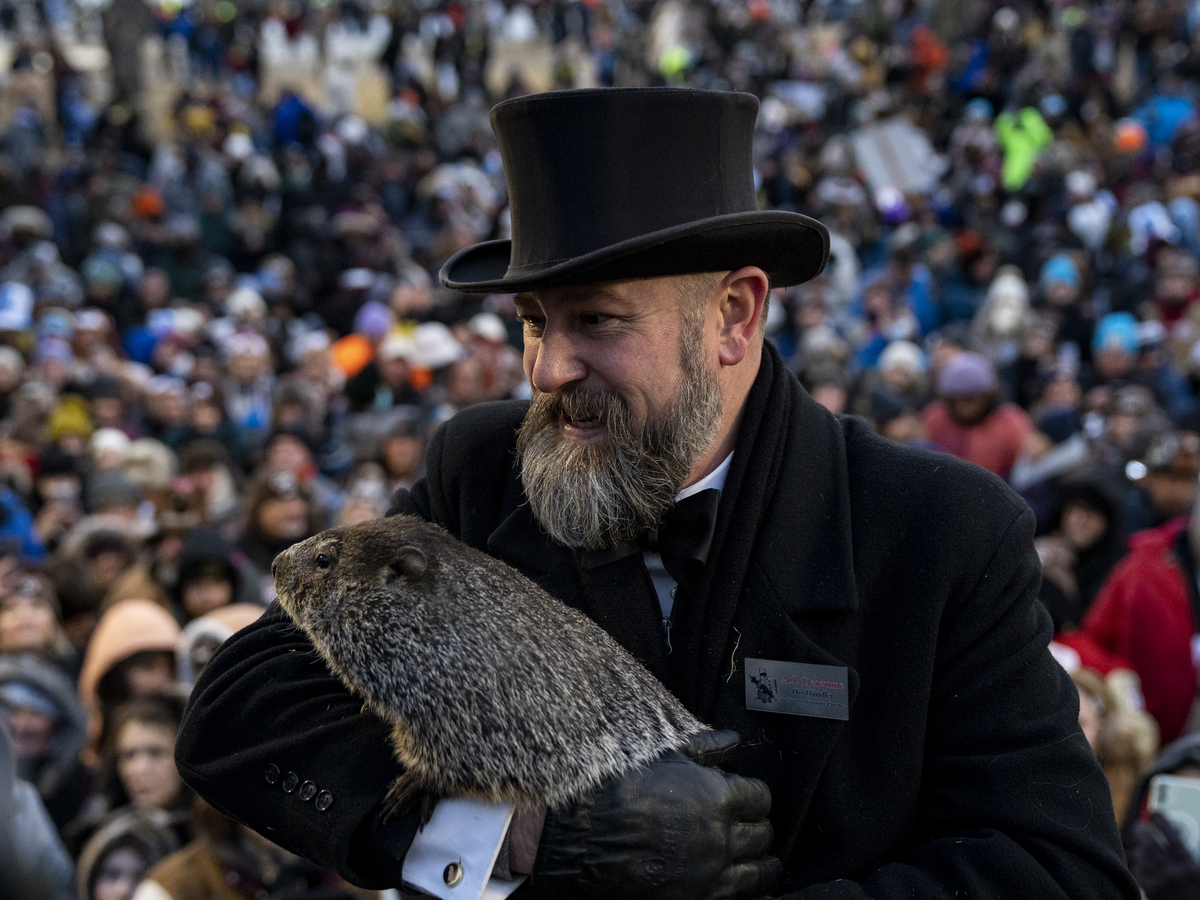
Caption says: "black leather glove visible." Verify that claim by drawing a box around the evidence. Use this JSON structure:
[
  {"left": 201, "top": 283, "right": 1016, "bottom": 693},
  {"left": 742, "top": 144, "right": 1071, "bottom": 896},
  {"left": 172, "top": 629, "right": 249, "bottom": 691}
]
[
  {"left": 526, "top": 730, "right": 780, "bottom": 900},
  {"left": 1128, "top": 812, "right": 1200, "bottom": 900}
]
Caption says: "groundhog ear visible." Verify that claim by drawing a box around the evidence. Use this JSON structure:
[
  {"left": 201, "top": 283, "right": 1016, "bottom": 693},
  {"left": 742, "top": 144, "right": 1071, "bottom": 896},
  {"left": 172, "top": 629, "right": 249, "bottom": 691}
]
[{"left": 391, "top": 545, "right": 428, "bottom": 581}]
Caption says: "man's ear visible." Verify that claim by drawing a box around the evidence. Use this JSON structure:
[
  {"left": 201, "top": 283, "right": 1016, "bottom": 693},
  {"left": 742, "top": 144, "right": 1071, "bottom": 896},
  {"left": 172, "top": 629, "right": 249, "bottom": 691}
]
[{"left": 716, "top": 267, "right": 769, "bottom": 367}]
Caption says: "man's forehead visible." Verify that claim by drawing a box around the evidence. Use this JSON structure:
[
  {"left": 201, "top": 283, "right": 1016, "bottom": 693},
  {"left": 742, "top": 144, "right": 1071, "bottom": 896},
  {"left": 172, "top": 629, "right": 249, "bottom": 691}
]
[
  {"left": 514, "top": 277, "right": 685, "bottom": 310},
  {"left": 515, "top": 285, "right": 624, "bottom": 308}
]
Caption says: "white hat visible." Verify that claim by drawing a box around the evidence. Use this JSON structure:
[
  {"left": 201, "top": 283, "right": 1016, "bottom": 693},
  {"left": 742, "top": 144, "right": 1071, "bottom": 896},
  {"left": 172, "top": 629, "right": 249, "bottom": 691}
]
[
  {"left": 409, "top": 322, "right": 465, "bottom": 369},
  {"left": 171, "top": 307, "right": 206, "bottom": 337},
  {"left": 0, "top": 345, "right": 24, "bottom": 374},
  {"left": 89, "top": 427, "right": 131, "bottom": 459},
  {"left": 468, "top": 312, "right": 507, "bottom": 343},
  {"left": 1065, "top": 170, "right": 1097, "bottom": 199},
  {"left": 379, "top": 332, "right": 417, "bottom": 362},
  {"left": 226, "top": 286, "right": 266, "bottom": 320},
  {"left": 290, "top": 330, "right": 331, "bottom": 362},
  {"left": 339, "top": 268, "right": 376, "bottom": 290},
  {"left": 0, "top": 282, "right": 33, "bottom": 331},
  {"left": 337, "top": 115, "right": 369, "bottom": 145},
  {"left": 878, "top": 340, "right": 926, "bottom": 375},
  {"left": 75, "top": 309, "right": 109, "bottom": 332},
  {"left": 223, "top": 132, "right": 255, "bottom": 162},
  {"left": 224, "top": 331, "right": 270, "bottom": 359}
]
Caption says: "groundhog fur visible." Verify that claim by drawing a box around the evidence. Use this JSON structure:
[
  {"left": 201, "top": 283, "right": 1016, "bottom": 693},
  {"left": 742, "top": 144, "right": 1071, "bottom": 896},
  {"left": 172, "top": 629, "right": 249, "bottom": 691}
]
[{"left": 273, "top": 514, "right": 709, "bottom": 817}]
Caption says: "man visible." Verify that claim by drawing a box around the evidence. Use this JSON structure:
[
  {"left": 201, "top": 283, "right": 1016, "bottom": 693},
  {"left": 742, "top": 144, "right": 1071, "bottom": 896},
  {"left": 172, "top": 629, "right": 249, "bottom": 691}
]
[
  {"left": 176, "top": 89, "right": 1138, "bottom": 899},
  {"left": 1065, "top": 477, "right": 1200, "bottom": 747}
]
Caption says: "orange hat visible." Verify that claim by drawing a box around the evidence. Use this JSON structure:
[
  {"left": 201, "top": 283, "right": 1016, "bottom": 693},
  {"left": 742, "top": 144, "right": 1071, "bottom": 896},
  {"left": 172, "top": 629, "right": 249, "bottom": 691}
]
[
  {"left": 77, "top": 598, "right": 181, "bottom": 754},
  {"left": 1114, "top": 119, "right": 1148, "bottom": 155},
  {"left": 131, "top": 186, "right": 165, "bottom": 220},
  {"left": 330, "top": 333, "right": 373, "bottom": 378}
]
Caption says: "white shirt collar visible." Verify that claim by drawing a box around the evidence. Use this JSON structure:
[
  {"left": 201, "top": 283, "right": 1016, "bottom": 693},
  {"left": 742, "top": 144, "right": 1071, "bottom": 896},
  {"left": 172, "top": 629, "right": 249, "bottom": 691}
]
[{"left": 677, "top": 452, "right": 733, "bottom": 501}]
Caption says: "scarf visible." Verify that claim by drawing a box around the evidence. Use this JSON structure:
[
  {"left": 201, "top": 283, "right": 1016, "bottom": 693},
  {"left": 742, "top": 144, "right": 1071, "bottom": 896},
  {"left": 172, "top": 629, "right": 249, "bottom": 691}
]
[{"left": 668, "top": 341, "right": 795, "bottom": 719}]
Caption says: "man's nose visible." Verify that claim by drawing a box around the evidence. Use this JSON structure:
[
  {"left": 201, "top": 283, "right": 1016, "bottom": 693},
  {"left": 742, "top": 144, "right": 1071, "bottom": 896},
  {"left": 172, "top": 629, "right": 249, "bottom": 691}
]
[{"left": 529, "top": 330, "right": 586, "bottom": 394}]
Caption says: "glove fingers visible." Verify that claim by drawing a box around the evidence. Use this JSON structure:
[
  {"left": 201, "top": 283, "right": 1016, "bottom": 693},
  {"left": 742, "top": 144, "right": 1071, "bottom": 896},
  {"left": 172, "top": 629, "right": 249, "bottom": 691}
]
[
  {"left": 723, "top": 773, "right": 773, "bottom": 819},
  {"left": 682, "top": 729, "right": 741, "bottom": 767},
  {"left": 706, "top": 857, "right": 783, "bottom": 900},
  {"left": 728, "top": 821, "right": 773, "bottom": 860}
]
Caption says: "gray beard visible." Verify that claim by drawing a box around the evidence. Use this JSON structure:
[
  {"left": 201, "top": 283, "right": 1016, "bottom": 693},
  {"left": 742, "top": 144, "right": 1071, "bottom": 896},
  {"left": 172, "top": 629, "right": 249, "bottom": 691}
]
[{"left": 516, "top": 334, "right": 722, "bottom": 550}]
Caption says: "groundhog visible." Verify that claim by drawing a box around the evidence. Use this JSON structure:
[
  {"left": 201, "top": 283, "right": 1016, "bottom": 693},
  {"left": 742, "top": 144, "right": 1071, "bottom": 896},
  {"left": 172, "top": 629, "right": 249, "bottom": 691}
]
[{"left": 272, "top": 514, "right": 709, "bottom": 817}]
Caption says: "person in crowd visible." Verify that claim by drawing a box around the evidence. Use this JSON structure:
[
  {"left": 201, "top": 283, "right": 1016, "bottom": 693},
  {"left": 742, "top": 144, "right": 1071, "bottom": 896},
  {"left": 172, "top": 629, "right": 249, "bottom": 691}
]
[
  {"left": 1065, "top": 488, "right": 1200, "bottom": 746},
  {"left": 131, "top": 799, "right": 378, "bottom": 900},
  {"left": 1123, "top": 733, "right": 1200, "bottom": 900},
  {"left": 169, "top": 526, "right": 250, "bottom": 626},
  {"left": 236, "top": 470, "right": 324, "bottom": 604},
  {"left": 1124, "top": 431, "right": 1200, "bottom": 535},
  {"left": 1070, "top": 667, "right": 1158, "bottom": 827},
  {"left": 176, "top": 605, "right": 264, "bottom": 690},
  {"left": 0, "top": 571, "right": 77, "bottom": 675},
  {"left": 67, "top": 691, "right": 191, "bottom": 855},
  {"left": 221, "top": 333, "right": 275, "bottom": 454},
  {"left": 75, "top": 809, "right": 179, "bottom": 900},
  {"left": 33, "top": 447, "right": 85, "bottom": 554},
  {"left": 0, "top": 714, "right": 74, "bottom": 900},
  {"left": 174, "top": 442, "right": 244, "bottom": 536},
  {"left": 76, "top": 599, "right": 180, "bottom": 760},
  {"left": 376, "top": 417, "right": 426, "bottom": 493},
  {"left": 920, "top": 350, "right": 1033, "bottom": 480},
  {"left": 0, "top": 651, "right": 89, "bottom": 830},
  {"left": 1036, "top": 480, "right": 1128, "bottom": 632},
  {"left": 260, "top": 428, "right": 341, "bottom": 525}
]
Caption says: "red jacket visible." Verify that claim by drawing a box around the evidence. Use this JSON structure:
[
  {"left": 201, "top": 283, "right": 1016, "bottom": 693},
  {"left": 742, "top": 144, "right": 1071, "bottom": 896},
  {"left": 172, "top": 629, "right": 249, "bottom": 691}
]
[
  {"left": 1068, "top": 516, "right": 1196, "bottom": 744},
  {"left": 920, "top": 402, "right": 1032, "bottom": 481}
]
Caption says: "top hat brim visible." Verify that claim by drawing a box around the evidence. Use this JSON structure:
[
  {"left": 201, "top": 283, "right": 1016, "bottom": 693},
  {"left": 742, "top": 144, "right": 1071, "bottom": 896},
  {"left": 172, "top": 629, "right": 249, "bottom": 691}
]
[{"left": 439, "top": 210, "right": 829, "bottom": 294}]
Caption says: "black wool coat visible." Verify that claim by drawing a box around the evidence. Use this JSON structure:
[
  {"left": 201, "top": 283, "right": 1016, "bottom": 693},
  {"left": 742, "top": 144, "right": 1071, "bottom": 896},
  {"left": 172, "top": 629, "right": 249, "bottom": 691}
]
[{"left": 177, "top": 349, "right": 1139, "bottom": 899}]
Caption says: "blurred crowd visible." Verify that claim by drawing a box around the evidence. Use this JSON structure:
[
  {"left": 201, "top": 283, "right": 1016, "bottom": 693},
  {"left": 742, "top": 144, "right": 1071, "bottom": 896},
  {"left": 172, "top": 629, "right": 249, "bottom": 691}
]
[{"left": 6, "top": 0, "right": 1200, "bottom": 896}]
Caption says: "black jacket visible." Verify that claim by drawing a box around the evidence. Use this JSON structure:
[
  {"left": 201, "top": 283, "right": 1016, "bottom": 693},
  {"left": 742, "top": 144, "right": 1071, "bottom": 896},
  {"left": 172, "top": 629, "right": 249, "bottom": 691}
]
[{"left": 176, "top": 347, "right": 1138, "bottom": 898}]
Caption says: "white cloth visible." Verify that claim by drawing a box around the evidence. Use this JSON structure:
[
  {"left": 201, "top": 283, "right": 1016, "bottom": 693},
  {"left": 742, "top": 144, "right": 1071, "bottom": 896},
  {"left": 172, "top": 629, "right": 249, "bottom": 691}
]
[{"left": 404, "top": 798, "right": 523, "bottom": 900}]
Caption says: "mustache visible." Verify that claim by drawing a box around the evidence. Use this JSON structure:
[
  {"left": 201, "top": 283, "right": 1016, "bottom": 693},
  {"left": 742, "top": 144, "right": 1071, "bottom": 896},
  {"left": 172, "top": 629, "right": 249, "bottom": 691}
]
[
  {"left": 534, "top": 387, "right": 628, "bottom": 426},
  {"left": 520, "top": 388, "right": 638, "bottom": 448}
]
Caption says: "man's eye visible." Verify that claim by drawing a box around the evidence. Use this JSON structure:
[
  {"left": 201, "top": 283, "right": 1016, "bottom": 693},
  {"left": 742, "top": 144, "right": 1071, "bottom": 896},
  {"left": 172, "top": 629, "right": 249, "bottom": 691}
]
[
  {"left": 315, "top": 554, "right": 332, "bottom": 569},
  {"left": 580, "top": 313, "right": 610, "bottom": 326}
]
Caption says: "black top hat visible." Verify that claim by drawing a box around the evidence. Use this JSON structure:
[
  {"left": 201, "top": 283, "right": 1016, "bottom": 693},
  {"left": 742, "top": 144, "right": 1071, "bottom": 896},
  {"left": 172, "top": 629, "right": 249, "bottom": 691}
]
[{"left": 439, "top": 88, "right": 830, "bottom": 293}]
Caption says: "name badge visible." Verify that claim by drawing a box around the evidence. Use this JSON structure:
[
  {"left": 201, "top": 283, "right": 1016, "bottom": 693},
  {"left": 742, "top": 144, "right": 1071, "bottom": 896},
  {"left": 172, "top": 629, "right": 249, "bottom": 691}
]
[{"left": 745, "top": 658, "right": 849, "bottom": 720}]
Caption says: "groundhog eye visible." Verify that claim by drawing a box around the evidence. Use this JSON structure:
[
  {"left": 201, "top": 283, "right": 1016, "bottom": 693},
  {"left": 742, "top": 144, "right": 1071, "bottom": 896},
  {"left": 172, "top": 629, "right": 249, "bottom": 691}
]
[{"left": 315, "top": 553, "right": 333, "bottom": 570}]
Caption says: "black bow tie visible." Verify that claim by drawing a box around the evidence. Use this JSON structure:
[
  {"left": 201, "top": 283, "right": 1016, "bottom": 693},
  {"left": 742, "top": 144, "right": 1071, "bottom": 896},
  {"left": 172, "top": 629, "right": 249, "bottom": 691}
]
[
  {"left": 640, "top": 488, "right": 721, "bottom": 568},
  {"left": 646, "top": 488, "right": 721, "bottom": 598},
  {"left": 577, "top": 488, "right": 722, "bottom": 596}
]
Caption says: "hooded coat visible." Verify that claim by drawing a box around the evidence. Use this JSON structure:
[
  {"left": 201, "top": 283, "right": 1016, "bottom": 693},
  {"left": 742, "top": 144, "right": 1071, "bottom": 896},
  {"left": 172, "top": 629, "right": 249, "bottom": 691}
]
[
  {"left": 0, "top": 714, "right": 74, "bottom": 900},
  {"left": 76, "top": 599, "right": 180, "bottom": 754},
  {"left": 170, "top": 525, "right": 254, "bottom": 625},
  {"left": 74, "top": 808, "right": 179, "bottom": 900},
  {"left": 1072, "top": 517, "right": 1198, "bottom": 745},
  {"left": 0, "top": 652, "right": 88, "bottom": 829}
]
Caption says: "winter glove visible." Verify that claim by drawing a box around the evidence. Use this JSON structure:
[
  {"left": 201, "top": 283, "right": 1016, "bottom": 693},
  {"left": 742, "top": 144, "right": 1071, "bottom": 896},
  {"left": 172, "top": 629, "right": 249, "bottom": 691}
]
[
  {"left": 525, "top": 730, "right": 780, "bottom": 900},
  {"left": 1128, "top": 811, "right": 1200, "bottom": 900}
]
